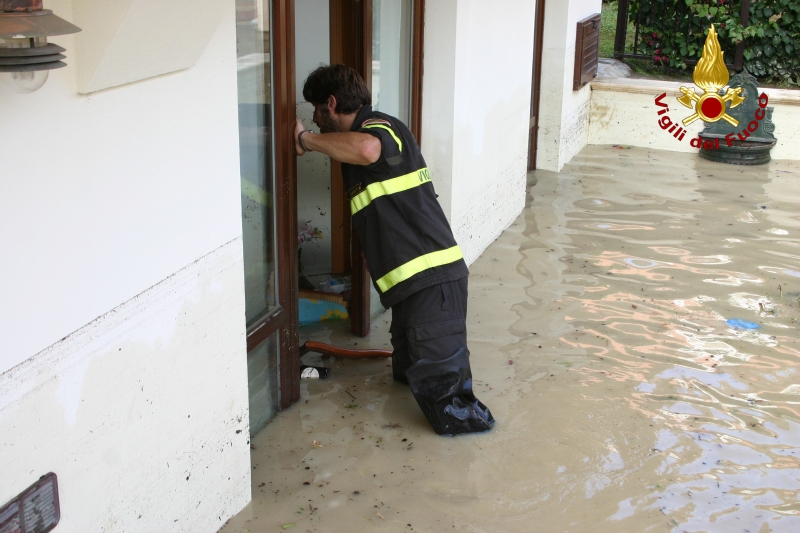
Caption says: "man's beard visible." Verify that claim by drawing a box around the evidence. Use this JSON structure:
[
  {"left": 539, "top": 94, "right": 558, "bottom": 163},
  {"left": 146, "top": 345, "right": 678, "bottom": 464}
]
[{"left": 317, "top": 107, "right": 339, "bottom": 133}]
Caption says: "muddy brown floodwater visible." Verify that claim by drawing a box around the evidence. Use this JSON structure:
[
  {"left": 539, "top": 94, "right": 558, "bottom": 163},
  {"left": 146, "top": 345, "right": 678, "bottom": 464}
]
[{"left": 220, "top": 145, "right": 800, "bottom": 533}]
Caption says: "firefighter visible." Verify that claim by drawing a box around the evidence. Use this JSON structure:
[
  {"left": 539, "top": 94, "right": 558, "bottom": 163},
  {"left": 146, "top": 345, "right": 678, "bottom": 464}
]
[{"left": 293, "top": 64, "right": 494, "bottom": 436}]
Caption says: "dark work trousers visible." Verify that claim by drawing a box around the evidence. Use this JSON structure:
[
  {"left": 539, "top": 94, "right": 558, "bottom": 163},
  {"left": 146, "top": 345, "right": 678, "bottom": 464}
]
[{"left": 389, "top": 278, "right": 494, "bottom": 435}]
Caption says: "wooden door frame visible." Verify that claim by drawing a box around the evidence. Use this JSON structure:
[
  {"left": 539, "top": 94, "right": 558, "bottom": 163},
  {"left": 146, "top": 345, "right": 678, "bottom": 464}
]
[
  {"left": 528, "top": 0, "right": 546, "bottom": 170},
  {"left": 329, "top": 0, "right": 369, "bottom": 277},
  {"left": 410, "top": 0, "right": 425, "bottom": 142},
  {"left": 245, "top": 0, "right": 300, "bottom": 411},
  {"left": 329, "top": 0, "right": 372, "bottom": 337}
]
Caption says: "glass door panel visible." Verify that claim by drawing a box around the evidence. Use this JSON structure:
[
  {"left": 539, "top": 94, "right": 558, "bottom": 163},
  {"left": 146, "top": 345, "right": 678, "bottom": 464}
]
[
  {"left": 236, "top": 0, "right": 281, "bottom": 432},
  {"left": 247, "top": 331, "right": 279, "bottom": 435},
  {"left": 372, "top": 0, "right": 413, "bottom": 125},
  {"left": 237, "top": 0, "right": 279, "bottom": 328}
]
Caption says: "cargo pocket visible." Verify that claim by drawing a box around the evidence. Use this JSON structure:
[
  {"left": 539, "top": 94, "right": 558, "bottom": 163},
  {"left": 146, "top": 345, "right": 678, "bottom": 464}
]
[{"left": 414, "top": 317, "right": 465, "bottom": 341}]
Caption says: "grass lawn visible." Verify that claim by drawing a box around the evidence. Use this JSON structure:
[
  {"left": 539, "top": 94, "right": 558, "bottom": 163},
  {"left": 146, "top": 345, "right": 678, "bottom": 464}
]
[{"left": 599, "top": 1, "right": 618, "bottom": 58}]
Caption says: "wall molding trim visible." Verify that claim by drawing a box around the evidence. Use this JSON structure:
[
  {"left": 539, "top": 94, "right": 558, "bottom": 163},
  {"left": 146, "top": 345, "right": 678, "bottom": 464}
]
[{"left": 73, "top": 0, "right": 228, "bottom": 93}]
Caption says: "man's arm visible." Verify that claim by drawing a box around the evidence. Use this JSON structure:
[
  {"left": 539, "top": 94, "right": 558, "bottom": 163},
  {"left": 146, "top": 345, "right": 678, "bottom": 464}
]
[{"left": 294, "top": 118, "right": 381, "bottom": 165}]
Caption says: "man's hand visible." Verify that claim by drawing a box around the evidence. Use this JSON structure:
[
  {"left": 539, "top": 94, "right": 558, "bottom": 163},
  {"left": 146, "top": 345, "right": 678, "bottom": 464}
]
[{"left": 294, "top": 118, "right": 307, "bottom": 156}]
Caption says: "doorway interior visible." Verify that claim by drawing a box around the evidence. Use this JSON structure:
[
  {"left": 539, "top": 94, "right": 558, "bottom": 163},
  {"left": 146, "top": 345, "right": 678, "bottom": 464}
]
[
  {"left": 235, "top": 0, "right": 426, "bottom": 436},
  {"left": 294, "top": 0, "right": 425, "bottom": 336}
]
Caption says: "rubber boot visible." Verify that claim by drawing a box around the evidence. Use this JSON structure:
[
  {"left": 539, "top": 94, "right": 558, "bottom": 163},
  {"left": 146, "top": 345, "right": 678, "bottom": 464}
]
[{"left": 405, "top": 347, "right": 494, "bottom": 436}]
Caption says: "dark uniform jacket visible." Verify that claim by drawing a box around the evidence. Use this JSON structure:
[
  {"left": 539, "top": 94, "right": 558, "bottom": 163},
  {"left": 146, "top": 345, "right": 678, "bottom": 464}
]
[{"left": 342, "top": 105, "right": 469, "bottom": 309}]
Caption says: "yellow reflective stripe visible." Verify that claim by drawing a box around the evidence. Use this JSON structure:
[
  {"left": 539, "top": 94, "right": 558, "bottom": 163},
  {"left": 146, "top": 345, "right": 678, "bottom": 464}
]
[
  {"left": 350, "top": 167, "right": 432, "bottom": 215},
  {"left": 376, "top": 245, "right": 463, "bottom": 292},
  {"left": 362, "top": 124, "right": 403, "bottom": 152},
  {"left": 241, "top": 178, "right": 273, "bottom": 207}
]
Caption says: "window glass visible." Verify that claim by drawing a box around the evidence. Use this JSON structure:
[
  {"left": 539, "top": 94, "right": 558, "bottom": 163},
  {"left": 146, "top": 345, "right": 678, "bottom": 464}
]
[
  {"left": 237, "top": 0, "right": 281, "bottom": 433},
  {"left": 247, "top": 332, "right": 280, "bottom": 435},
  {"left": 372, "top": 0, "right": 413, "bottom": 125},
  {"left": 237, "top": 0, "right": 279, "bottom": 327}
]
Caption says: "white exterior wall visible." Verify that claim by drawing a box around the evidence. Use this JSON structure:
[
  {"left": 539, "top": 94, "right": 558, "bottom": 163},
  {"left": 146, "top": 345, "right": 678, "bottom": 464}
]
[
  {"left": 0, "top": 1, "right": 252, "bottom": 530},
  {"left": 537, "top": 0, "right": 603, "bottom": 172},
  {"left": 589, "top": 78, "right": 800, "bottom": 162},
  {"left": 421, "top": 0, "right": 535, "bottom": 265}
]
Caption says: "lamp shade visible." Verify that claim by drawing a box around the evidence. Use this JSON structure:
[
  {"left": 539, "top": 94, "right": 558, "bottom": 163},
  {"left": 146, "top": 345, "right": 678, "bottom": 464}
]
[
  {"left": 0, "top": 1, "right": 80, "bottom": 73},
  {"left": 0, "top": 10, "right": 81, "bottom": 39}
]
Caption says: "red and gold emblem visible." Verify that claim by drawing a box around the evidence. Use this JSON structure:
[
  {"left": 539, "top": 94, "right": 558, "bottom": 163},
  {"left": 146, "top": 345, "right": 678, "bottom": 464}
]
[{"left": 678, "top": 25, "right": 745, "bottom": 127}]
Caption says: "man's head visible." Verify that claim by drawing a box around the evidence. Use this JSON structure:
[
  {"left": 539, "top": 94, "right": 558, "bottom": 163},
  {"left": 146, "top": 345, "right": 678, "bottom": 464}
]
[{"left": 303, "top": 64, "right": 371, "bottom": 133}]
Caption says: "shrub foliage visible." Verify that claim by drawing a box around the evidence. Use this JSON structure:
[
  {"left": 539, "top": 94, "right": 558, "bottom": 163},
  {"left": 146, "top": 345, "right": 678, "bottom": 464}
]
[{"left": 628, "top": 0, "right": 800, "bottom": 85}]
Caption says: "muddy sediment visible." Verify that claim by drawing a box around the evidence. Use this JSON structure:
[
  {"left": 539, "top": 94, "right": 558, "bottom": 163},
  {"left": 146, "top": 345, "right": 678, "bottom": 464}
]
[{"left": 221, "top": 145, "right": 800, "bottom": 533}]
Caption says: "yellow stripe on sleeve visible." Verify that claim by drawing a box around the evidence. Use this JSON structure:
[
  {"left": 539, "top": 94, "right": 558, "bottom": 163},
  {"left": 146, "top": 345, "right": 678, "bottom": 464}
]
[{"left": 362, "top": 124, "right": 403, "bottom": 152}]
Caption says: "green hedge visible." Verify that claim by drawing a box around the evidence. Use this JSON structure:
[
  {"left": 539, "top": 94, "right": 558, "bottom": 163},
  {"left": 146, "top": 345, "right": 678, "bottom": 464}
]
[{"left": 629, "top": 0, "right": 800, "bottom": 86}]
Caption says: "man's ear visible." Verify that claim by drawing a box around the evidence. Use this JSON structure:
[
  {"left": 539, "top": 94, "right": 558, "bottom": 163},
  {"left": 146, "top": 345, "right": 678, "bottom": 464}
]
[{"left": 326, "top": 95, "right": 337, "bottom": 114}]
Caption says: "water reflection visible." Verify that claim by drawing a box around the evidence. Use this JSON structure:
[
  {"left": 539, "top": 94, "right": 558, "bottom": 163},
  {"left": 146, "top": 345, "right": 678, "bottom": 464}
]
[
  {"left": 530, "top": 146, "right": 800, "bottom": 531},
  {"left": 221, "top": 146, "right": 799, "bottom": 533}
]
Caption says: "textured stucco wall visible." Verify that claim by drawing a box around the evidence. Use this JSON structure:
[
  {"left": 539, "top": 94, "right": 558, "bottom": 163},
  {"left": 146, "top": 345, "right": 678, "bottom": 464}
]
[
  {"left": 419, "top": 0, "right": 457, "bottom": 222},
  {"left": 421, "top": 0, "right": 535, "bottom": 265},
  {"left": 0, "top": 2, "right": 251, "bottom": 530},
  {"left": 0, "top": 240, "right": 251, "bottom": 532},
  {"left": 589, "top": 78, "right": 800, "bottom": 162}
]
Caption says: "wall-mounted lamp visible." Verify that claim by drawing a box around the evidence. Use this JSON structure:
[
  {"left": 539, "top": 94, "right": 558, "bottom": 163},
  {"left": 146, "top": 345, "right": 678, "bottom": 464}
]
[{"left": 0, "top": 0, "right": 81, "bottom": 93}]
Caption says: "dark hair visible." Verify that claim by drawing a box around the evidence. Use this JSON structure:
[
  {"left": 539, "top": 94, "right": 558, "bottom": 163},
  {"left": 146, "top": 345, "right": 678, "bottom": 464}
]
[{"left": 302, "top": 64, "right": 371, "bottom": 114}]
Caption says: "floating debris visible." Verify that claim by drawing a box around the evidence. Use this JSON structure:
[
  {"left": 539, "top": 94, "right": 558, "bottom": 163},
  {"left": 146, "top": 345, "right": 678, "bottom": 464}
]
[
  {"left": 726, "top": 319, "right": 759, "bottom": 329},
  {"left": 300, "top": 366, "right": 330, "bottom": 379}
]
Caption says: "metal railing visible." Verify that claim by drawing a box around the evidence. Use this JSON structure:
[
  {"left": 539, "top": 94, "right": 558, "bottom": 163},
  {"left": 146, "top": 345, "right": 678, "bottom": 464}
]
[{"left": 613, "top": 0, "right": 751, "bottom": 69}]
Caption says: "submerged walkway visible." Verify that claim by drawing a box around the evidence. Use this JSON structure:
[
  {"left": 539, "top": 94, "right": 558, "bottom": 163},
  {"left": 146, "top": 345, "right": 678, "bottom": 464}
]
[{"left": 221, "top": 145, "right": 800, "bottom": 533}]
